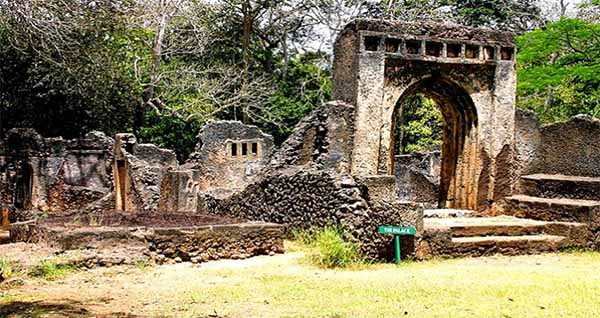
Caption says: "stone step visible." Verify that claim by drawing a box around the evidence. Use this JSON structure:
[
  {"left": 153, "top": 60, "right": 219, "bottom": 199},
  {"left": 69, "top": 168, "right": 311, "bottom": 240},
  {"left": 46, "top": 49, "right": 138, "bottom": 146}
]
[
  {"left": 521, "top": 174, "right": 600, "bottom": 201},
  {"left": 425, "top": 216, "right": 588, "bottom": 241},
  {"left": 424, "top": 209, "right": 477, "bottom": 218},
  {"left": 449, "top": 235, "right": 567, "bottom": 257},
  {"left": 503, "top": 195, "right": 600, "bottom": 224}
]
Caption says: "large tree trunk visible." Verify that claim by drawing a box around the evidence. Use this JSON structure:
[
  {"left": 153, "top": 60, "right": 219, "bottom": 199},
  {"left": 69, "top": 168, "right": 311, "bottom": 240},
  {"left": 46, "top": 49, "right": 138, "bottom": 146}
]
[
  {"left": 241, "top": 0, "right": 252, "bottom": 124},
  {"left": 135, "top": 2, "right": 169, "bottom": 133}
]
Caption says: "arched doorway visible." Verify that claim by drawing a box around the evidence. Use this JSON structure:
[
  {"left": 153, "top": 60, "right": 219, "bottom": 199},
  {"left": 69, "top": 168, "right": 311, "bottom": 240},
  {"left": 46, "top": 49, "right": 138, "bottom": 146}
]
[
  {"left": 390, "top": 76, "right": 479, "bottom": 210},
  {"left": 14, "top": 163, "right": 33, "bottom": 210}
]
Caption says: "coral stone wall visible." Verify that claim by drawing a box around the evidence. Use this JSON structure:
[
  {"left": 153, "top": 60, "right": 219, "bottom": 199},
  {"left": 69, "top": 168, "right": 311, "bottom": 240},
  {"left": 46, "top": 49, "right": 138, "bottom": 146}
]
[
  {"left": 394, "top": 151, "right": 441, "bottom": 208},
  {"left": 183, "top": 121, "right": 274, "bottom": 198},
  {"left": 0, "top": 129, "right": 114, "bottom": 212},
  {"left": 516, "top": 112, "right": 600, "bottom": 177},
  {"left": 204, "top": 169, "right": 423, "bottom": 260},
  {"left": 10, "top": 218, "right": 284, "bottom": 266}
]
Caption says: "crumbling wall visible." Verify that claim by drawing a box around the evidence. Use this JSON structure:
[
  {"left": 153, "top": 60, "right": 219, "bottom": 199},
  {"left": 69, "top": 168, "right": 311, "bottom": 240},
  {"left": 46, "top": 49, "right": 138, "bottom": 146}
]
[
  {"left": 0, "top": 129, "right": 114, "bottom": 212},
  {"left": 515, "top": 112, "right": 600, "bottom": 177},
  {"left": 158, "top": 169, "right": 202, "bottom": 213},
  {"left": 182, "top": 121, "right": 274, "bottom": 198},
  {"left": 204, "top": 168, "right": 423, "bottom": 260},
  {"left": 394, "top": 151, "right": 441, "bottom": 208},
  {"left": 269, "top": 101, "right": 355, "bottom": 173},
  {"left": 113, "top": 134, "right": 177, "bottom": 212}
]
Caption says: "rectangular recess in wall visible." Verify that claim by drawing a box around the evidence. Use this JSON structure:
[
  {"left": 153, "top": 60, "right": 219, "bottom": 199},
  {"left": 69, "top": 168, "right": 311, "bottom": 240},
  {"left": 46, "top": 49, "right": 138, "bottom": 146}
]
[
  {"left": 231, "top": 143, "right": 238, "bottom": 157},
  {"left": 364, "top": 36, "right": 380, "bottom": 52},
  {"left": 242, "top": 143, "right": 248, "bottom": 156},
  {"left": 251, "top": 142, "right": 258, "bottom": 155},
  {"left": 425, "top": 42, "right": 443, "bottom": 57},
  {"left": 484, "top": 46, "right": 495, "bottom": 60},
  {"left": 405, "top": 40, "right": 421, "bottom": 55},
  {"left": 446, "top": 43, "right": 461, "bottom": 58},
  {"left": 501, "top": 47, "right": 514, "bottom": 61},
  {"left": 385, "top": 38, "right": 401, "bottom": 53},
  {"left": 465, "top": 45, "right": 480, "bottom": 59}
]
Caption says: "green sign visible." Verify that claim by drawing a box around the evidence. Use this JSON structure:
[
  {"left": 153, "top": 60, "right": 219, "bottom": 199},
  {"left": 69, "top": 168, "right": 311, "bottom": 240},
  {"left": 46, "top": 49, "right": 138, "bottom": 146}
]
[
  {"left": 378, "top": 225, "right": 417, "bottom": 236},
  {"left": 378, "top": 225, "right": 417, "bottom": 265}
]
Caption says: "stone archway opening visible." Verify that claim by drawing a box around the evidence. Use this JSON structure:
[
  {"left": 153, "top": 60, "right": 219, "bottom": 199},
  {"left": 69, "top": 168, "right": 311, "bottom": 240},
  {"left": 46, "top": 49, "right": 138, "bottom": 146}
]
[
  {"left": 390, "top": 76, "right": 479, "bottom": 210},
  {"left": 14, "top": 163, "right": 33, "bottom": 210}
]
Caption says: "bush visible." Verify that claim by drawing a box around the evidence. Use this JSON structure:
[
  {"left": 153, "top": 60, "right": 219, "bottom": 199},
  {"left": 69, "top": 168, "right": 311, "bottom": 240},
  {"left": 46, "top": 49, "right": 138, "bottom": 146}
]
[
  {"left": 301, "top": 227, "right": 364, "bottom": 269},
  {"left": 29, "top": 260, "right": 74, "bottom": 281}
]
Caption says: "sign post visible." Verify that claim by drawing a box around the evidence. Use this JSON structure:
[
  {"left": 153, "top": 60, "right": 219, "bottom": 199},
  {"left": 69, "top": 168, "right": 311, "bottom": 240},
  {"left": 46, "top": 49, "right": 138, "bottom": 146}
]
[{"left": 378, "top": 225, "right": 416, "bottom": 264}]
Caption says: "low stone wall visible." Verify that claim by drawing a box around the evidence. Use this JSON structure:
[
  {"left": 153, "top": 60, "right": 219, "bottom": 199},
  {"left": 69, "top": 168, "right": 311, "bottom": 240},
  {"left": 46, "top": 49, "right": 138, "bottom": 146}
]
[
  {"left": 9, "top": 220, "right": 284, "bottom": 266},
  {"left": 516, "top": 111, "right": 600, "bottom": 177},
  {"left": 204, "top": 168, "right": 423, "bottom": 260},
  {"left": 147, "top": 223, "right": 284, "bottom": 263}
]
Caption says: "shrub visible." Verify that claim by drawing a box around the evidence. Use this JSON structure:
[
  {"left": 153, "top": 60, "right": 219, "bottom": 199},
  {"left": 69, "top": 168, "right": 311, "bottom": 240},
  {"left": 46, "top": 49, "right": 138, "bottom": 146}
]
[
  {"left": 304, "top": 227, "right": 364, "bottom": 269},
  {"left": 29, "top": 260, "right": 74, "bottom": 281}
]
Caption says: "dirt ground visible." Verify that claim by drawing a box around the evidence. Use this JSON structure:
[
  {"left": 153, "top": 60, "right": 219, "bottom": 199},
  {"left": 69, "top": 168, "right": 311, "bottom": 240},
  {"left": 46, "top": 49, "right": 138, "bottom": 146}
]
[{"left": 2, "top": 244, "right": 600, "bottom": 318}]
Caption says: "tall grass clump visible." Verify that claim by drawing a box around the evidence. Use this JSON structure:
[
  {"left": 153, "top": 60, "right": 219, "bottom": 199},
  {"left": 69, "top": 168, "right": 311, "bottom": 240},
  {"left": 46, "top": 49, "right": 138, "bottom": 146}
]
[
  {"left": 0, "top": 257, "right": 14, "bottom": 281},
  {"left": 29, "top": 260, "right": 74, "bottom": 281},
  {"left": 299, "top": 227, "right": 364, "bottom": 269}
]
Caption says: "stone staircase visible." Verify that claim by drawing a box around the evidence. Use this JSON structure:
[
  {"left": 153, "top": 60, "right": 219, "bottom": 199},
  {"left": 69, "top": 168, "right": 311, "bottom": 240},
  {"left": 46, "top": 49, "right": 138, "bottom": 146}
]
[
  {"left": 422, "top": 212, "right": 588, "bottom": 258},
  {"left": 420, "top": 173, "right": 599, "bottom": 258},
  {"left": 424, "top": 174, "right": 600, "bottom": 256},
  {"left": 503, "top": 174, "right": 600, "bottom": 224}
]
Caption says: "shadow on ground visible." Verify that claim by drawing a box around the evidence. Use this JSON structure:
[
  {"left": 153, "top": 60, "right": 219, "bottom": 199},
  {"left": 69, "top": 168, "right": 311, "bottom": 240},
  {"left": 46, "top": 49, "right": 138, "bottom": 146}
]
[{"left": 0, "top": 300, "right": 149, "bottom": 318}]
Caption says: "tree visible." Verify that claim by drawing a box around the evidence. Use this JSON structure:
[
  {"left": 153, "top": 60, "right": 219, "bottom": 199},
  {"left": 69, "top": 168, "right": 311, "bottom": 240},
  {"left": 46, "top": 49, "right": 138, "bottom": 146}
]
[
  {"left": 517, "top": 18, "right": 600, "bottom": 122},
  {"left": 452, "top": 0, "right": 543, "bottom": 32},
  {"left": 0, "top": 0, "right": 139, "bottom": 137}
]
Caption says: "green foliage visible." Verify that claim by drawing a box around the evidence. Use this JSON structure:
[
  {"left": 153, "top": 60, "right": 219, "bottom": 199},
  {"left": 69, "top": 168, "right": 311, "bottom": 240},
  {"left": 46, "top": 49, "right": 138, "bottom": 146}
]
[
  {"left": 452, "top": 0, "right": 542, "bottom": 32},
  {"left": 29, "top": 260, "right": 74, "bottom": 281},
  {"left": 517, "top": 18, "right": 600, "bottom": 123},
  {"left": 396, "top": 94, "right": 443, "bottom": 154},
  {"left": 262, "top": 53, "right": 332, "bottom": 143},
  {"left": 299, "top": 227, "right": 364, "bottom": 269},
  {"left": 138, "top": 110, "right": 205, "bottom": 162}
]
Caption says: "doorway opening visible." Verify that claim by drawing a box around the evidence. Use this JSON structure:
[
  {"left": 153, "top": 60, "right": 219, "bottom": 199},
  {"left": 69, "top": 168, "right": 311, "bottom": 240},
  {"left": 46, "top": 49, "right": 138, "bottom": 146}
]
[
  {"left": 390, "top": 76, "right": 479, "bottom": 210},
  {"left": 115, "top": 160, "right": 128, "bottom": 211},
  {"left": 14, "top": 163, "right": 33, "bottom": 210}
]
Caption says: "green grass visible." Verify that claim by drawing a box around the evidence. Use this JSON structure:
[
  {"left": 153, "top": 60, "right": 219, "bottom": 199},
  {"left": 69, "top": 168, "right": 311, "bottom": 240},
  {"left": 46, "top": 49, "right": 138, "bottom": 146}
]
[
  {"left": 294, "top": 227, "right": 365, "bottom": 269},
  {"left": 28, "top": 260, "right": 74, "bottom": 281},
  {"left": 2, "top": 250, "right": 600, "bottom": 317},
  {"left": 155, "top": 250, "right": 600, "bottom": 318}
]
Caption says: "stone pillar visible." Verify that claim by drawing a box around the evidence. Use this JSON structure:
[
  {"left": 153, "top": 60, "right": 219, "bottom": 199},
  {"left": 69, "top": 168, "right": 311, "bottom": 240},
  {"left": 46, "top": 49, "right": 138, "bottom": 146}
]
[{"left": 351, "top": 50, "right": 386, "bottom": 176}]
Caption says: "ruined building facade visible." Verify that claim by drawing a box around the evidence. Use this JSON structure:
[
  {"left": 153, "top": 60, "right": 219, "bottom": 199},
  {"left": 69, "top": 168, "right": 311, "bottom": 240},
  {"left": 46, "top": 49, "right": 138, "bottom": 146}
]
[
  {"left": 4, "top": 19, "right": 600, "bottom": 260},
  {"left": 333, "top": 20, "right": 517, "bottom": 211}
]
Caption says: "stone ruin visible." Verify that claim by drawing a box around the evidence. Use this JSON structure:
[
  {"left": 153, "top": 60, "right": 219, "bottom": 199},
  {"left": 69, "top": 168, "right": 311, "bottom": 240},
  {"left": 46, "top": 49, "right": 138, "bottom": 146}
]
[{"left": 3, "top": 19, "right": 600, "bottom": 263}]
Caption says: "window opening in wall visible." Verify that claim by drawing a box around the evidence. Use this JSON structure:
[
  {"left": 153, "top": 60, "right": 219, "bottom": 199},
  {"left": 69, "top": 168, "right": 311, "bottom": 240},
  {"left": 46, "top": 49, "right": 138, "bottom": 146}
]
[
  {"left": 231, "top": 143, "right": 238, "bottom": 156},
  {"left": 426, "top": 42, "right": 442, "bottom": 57},
  {"left": 364, "top": 36, "right": 380, "bottom": 51},
  {"left": 385, "top": 38, "right": 401, "bottom": 53},
  {"left": 501, "top": 47, "right": 514, "bottom": 61},
  {"left": 405, "top": 40, "right": 421, "bottom": 55},
  {"left": 465, "top": 45, "right": 479, "bottom": 59},
  {"left": 242, "top": 143, "right": 248, "bottom": 156},
  {"left": 484, "top": 46, "right": 495, "bottom": 60},
  {"left": 446, "top": 43, "right": 461, "bottom": 58},
  {"left": 251, "top": 142, "right": 258, "bottom": 155}
]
